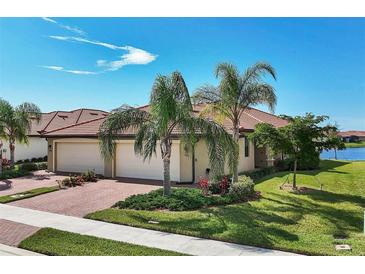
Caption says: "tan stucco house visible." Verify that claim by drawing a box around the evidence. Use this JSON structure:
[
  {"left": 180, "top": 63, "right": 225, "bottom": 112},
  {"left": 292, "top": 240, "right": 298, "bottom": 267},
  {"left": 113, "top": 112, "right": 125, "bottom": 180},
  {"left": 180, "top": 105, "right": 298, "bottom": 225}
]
[
  {"left": 1, "top": 108, "right": 109, "bottom": 163},
  {"left": 40, "top": 105, "right": 287, "bottom": 183}
]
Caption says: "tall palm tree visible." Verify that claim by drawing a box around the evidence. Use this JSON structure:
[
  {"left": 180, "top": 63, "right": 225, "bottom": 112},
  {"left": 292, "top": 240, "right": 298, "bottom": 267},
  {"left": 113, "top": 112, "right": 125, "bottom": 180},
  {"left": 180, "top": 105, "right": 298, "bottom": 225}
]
[
  {"left": 99, "top": 71, "right": 237, "bottom": 196},
  {"left": 192, "top": 62, "right": 277, "bottom": 182},
  {"left": 0, "top": 98, "right": 41, "bottom": 167}
]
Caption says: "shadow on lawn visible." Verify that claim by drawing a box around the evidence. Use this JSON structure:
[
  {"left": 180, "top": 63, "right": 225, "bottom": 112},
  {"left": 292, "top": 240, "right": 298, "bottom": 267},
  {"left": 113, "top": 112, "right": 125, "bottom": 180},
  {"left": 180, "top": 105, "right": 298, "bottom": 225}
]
[
  {"left": 113, "top": 202, "right": 299, "bottom": 249},
  {"left": 263, "top": 191, "right": 364, "bottom": 234},
  {"left": 163, "top": 205, "right": 298, "bottom": 249}
]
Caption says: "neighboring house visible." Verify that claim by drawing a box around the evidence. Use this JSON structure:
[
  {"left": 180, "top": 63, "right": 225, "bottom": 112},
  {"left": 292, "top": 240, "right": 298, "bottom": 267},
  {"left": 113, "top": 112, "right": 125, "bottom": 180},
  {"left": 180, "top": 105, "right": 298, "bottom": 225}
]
[
  {"left": 0, "top": 109, "right": 108, "bottom": 162},
  {"left": 42, "top": 104, "right": 287, "bottom": 183},
  {"left": 338, "top": 131, "right": 365, "bottom": 142}
]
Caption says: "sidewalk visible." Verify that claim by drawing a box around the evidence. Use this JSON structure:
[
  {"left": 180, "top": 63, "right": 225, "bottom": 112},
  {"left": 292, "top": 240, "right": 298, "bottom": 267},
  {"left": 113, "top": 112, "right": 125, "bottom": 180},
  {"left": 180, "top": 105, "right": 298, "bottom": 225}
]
[
  {"left": 0, "top": 204, "right": 299, "bottom": 256},
  {"left": 0, "top": 243, "right": 43, "bottom": 256}
]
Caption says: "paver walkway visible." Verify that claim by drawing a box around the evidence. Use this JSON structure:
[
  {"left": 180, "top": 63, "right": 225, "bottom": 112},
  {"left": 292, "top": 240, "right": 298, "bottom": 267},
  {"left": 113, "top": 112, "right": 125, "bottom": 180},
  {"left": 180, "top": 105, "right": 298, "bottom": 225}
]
[
  {"left": 0, "top": 219, "right": 40, "bottom": 246},
  {"left": 0, "top": 243, "right": 43, "bottom": 256},
  {"left": 0, "top": 204, "right": 299, "bottom": 256}
]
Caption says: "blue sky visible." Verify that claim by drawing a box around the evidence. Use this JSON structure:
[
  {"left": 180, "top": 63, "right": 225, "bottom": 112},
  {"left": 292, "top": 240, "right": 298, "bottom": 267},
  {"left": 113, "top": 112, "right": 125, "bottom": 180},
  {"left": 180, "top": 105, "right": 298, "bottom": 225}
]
[{"left": 0, "top": 17, "right": 364, "bottom": 130}]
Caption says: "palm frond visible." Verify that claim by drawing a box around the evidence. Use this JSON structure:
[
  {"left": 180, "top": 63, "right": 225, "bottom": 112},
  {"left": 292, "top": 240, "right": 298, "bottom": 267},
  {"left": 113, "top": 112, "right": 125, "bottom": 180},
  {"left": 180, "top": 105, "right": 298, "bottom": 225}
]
[
  {"left": 239, "top": 83, "right": 277, "bottom": 113},
  {"left": 187, "top": 116, "right": 238, "bottom": 176},
  {"left": 99, "top": 107, "right": 151, "bottom": 159}
]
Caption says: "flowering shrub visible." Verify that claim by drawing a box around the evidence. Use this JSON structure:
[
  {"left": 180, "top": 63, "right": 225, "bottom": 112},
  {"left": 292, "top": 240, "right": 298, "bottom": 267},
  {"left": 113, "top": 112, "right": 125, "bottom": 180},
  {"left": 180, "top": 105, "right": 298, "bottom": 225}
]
[
  {"left": 208, "top": 175, "right": 230, "bottom": 195},
  {"left": 198, "top": 177, "right": 209, "bottom": 196},
  {"left": 228, "top": 176, "right": 255, "bottom": 201},
  {"left": 1, "top": 158, "right": 10, "bottom": 167},
  {"left": 219, "top": 176, "right": 230, "bottom": 194},
  {"left": 82, "top": 170, "right": 97, "bottom": 182}
]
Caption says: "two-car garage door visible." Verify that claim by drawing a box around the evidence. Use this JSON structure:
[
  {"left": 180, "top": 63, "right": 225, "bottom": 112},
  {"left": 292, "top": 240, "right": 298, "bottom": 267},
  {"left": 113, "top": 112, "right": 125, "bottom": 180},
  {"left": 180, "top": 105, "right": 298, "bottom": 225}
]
[
  {"left": 55, "top": 140, "right": 181, "bottom": 181},
  {"left": 115, "top": 142, "right": 180, "bottom": 181},
  {"left": 56, "top": 142, "right": 104, "bottom": 175}
]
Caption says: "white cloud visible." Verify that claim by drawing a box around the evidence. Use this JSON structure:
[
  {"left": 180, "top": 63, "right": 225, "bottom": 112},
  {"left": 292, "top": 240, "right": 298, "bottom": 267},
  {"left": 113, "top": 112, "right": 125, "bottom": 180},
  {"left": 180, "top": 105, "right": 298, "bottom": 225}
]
[
  {"left": 48, "top": 36, "right": 157, "bottom": 73},
  {"left": 42, "top": 17, "right": 57, "bottom": 23},
  {"left": 42, "top": 23, "right": 158, "bottom": 75},
  {"left": 42, "top": 65, "right": 97, "bottom": 75},
  {"left": 96, "top": 46, "right": 157, "bottom": 71},
  {"left": 42, "top": 17, "right": 86, "bottom": 36},
  {"left": 49, "top": 36, "right": 126, "bottom": 50}
]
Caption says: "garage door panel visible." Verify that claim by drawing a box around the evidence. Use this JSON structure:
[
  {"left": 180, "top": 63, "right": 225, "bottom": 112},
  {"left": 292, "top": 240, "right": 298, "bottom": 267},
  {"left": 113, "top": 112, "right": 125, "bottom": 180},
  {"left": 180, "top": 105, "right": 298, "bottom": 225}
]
[
  {"left": 115, "top": 142, "right": 180, "bottom": 181},
  {"left": 57, "top": 143, "right": 104, "bottom": 175}
]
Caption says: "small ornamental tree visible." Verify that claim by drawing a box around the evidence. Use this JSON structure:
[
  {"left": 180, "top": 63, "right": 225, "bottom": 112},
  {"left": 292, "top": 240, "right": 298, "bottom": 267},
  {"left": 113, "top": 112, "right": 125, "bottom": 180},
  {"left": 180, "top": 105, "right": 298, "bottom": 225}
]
[
  {"left": 0, "top": 98, "right": 41, "bottom": 168},
  {"left": 249, "top": 113, "right": 345, "bottom": 189}
]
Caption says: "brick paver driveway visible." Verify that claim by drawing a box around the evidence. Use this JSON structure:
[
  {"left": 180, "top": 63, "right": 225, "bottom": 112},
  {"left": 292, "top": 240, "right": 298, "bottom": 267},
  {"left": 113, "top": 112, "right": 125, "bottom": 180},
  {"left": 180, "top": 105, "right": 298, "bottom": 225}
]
[
  {"left": 0, "top": 219, "right": 40, "bottom": 246},
  {"left": 0, "top": 170, "right": 64, "bottom": 196},
  {"left": 9, "top": 179, "right": 159, "bottom": 217}
]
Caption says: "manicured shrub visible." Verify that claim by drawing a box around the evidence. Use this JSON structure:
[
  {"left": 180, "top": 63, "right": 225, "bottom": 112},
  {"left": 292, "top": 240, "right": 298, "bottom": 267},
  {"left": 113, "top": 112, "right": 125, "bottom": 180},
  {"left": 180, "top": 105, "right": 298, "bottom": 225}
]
[
  {"left": 19, "top": 162, "right": 38, "bottom": 171},
  {"left": 228, "top": 176, "right": 255, "bottom": 201},
  {"left": 241, "top": 166, "right": 277, "bottom": 180},
  {"left": 36, "top": 162, "right": 47, "bottom": 170},
  {"left": 61, "top": 177, "right": 72, "bottom": 187},
  {"left": 23, "top": 159, "right": 30, "bottom": 163},
  {"left": 31, "top": 157, "right": 38, "bottom": 162},
  {"left": 70, "top": 175, "right": 85, "bottom": 186},
  {"left": 275, "top": 154, "right": 320, "bottom": 172},
  {"left": 43, "top": 155, "right": 48, "bottom": 161},
  {"left": 82, "top": 170, "right": 97, "bottom": 182},
  {"left": 208, "top": 175, "right": 230, "bottom": 194},
  {"left": 15, "top": 159, "right": 23, "bottom": 164},
  {"left": 37, "top": 157, "right": 44, "bottom": 162},
  {"left": 115, "top": 187, "right": 237, "bottom": 211}
]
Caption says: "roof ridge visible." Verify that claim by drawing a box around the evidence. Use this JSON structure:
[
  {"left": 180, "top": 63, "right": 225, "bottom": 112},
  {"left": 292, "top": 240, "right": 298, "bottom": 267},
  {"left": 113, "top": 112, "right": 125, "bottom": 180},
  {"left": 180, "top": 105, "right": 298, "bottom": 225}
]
[
  {"left": 40, "top": 111, "right": 59, "bottom": 133},
  {"left": 40, "top": 116, "right": 106, "bottom": 135},
  {"left": 75, "top": 109, "right": 83, "bottom": 124},
  {"left": 71, "top": 108, "right": 109, "bottom": 113},
  {"left": 243, "top": 109, "right": 264, "bottom": 123},
  {"left": 247, "top": 106, "right": 281, "bottom": 119}
]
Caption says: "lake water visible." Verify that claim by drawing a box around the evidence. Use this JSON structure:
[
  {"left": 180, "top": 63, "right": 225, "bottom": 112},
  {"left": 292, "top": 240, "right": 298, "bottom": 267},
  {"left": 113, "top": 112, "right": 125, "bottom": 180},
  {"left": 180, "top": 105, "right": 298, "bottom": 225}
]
[{"left": 320, "top": 147, "right": 365, "bottom": 161}]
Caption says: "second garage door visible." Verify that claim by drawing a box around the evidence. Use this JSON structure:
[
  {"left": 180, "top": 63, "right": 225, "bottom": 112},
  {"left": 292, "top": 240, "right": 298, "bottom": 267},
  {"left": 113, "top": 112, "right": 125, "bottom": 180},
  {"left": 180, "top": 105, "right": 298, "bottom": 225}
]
[
  {"left": 115, "top": 142, "right": 180, "bottom": 181},
  {"left": 56, "top": 142, "right": 104, "bottom": 175}
]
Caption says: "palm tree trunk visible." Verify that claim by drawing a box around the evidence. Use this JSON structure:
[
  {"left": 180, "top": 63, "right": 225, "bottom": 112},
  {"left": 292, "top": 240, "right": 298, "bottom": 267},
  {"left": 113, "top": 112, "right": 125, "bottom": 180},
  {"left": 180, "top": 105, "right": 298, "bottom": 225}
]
[
  {"left": 161, "top": 139, "right": 172, "bottom": 196},
  {"left": 163, "top": 157, "right": 171, "bottom": 196},
  {"left": 9, "top": 141, "right": 15, "bottom": 168},
  {"left": 232, "top": 123, "right": 239, "bottom": 182},
  {"left": 292, "top": 159, "right": 297, "bottom": 189}
]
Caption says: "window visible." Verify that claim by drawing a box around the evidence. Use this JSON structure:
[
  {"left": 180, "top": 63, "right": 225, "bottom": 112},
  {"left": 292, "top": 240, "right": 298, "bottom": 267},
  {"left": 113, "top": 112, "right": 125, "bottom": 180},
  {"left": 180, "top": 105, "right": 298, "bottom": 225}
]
[{"left": 244, "top": 136, "right": 249, "bottom": 157}]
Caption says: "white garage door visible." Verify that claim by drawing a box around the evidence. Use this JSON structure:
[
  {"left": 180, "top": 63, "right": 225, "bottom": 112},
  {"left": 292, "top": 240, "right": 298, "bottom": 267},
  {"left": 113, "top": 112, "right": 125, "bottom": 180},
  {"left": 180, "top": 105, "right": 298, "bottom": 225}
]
[
  {"left": 115, "top": 142, "right": 180, "bottom": 181},
  {"left": 56, "top": 142, "right": 104, "bottom": 175}
]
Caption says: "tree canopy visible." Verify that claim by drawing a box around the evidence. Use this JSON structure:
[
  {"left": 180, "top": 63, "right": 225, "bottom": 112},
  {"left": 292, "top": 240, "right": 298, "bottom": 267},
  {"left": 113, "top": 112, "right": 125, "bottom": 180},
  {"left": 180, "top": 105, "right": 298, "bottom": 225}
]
[{"left": 249, "top": 113, "right": 345, "bottom": 188}]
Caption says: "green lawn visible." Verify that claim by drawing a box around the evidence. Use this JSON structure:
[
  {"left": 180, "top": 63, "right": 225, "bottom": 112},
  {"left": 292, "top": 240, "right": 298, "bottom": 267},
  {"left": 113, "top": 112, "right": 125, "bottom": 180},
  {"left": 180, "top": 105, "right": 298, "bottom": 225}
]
[
  {"left": 87, "top": 160, "right": 365, "bottom": 256},
  {"left": 0, "top": 186, "right": 59, "bottom": 203},
  {"left": 19, "top": 228, "right": 185, "bottom": 256},
  {"left": 345, "top": 141, "right": 365, "bottom": 148}
]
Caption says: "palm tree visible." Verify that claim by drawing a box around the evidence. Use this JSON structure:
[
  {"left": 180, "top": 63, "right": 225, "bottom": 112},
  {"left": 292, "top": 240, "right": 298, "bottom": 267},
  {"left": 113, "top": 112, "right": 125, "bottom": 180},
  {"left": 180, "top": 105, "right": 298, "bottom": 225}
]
[
  {"left": 192, "top": 62, "right": 277, "bottom": 182},
  {"left": 0, "top": 98, "right": 41, "bottom": 167},
  {"left": 99, "top": 72, "right": 237, "bottom": 196}
]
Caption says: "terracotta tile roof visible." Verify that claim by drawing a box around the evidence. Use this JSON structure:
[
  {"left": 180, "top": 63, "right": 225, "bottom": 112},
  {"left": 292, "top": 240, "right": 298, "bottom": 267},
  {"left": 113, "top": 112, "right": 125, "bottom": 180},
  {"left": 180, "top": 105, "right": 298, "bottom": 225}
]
[
  {"left": 42, "top": 104, "right": 287, "bottom": 137},
  {"left": 338, "top": 131, "right": 365, "bottom": 137},
  {"left": 29, "top": 109, "right": 108, "bottom": 136}
]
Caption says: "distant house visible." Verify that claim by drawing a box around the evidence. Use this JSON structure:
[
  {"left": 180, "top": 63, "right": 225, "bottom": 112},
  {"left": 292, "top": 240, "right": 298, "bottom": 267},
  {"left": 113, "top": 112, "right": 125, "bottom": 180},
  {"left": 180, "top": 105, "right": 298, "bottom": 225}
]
[
  {"left": 338, "top": 131, "right": 365, "bottom": 142},
  {"left": 41, "top": 104, "right": 288, "bottom": 183},
  {"left": 1, "top": 109, "right": 108, "bottom": 162}
]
